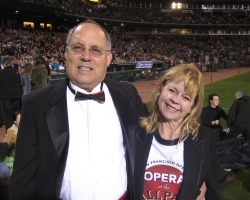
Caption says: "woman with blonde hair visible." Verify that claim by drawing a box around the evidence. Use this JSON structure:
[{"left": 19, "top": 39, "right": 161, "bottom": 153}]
[{"left": 135, "top": 64, "right": 220, "bottom": 200}]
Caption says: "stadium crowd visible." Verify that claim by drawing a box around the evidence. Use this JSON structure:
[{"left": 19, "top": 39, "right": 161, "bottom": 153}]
[
  {"left": 1, "top": 1, "right": 250, "bottom": 70},
  {"left": 1, "top": 26, "right": 250, "bottom": 71}
]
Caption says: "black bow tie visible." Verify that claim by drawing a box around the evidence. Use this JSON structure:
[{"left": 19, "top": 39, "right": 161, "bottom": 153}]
[{"left": 68, "top": 81, "right": 105, "bottom": 104}]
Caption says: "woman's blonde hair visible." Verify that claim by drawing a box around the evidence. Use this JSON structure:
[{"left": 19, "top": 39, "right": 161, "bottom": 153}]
[{"left": 140, "top": 64, "right": 204, "bottom": 142}]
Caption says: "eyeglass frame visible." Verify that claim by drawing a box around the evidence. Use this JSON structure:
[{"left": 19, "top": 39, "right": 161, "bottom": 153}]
[{"left": 67, "top": 44, "right": 111, "bottom": 57}]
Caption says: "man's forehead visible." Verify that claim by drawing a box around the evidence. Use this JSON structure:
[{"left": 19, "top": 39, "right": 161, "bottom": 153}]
[
  {"left": 75, "top": 23, "right": 103, "bottom": 33},
  {"left": 71, "top": 26, "right": 106, "bottom": 45}
]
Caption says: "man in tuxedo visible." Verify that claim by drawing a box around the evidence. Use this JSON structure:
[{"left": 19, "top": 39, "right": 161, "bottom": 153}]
[{"left": 11, "top": 19, "right": 148, "bottom": 200}]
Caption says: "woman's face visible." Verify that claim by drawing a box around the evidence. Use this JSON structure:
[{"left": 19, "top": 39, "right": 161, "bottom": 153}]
[{"left": 158, "top": 78, "right": 195, "bottom": 124}]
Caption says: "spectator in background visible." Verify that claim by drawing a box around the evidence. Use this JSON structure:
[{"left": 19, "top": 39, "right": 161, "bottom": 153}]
[
  {"left": 226, "top": 90, "right": 250, "bottom": 143},
  {"left": 2, "top": 111, "right": 21, "bottom": 145},
  {"left": 0, "top": 56, "right": 21, "bottom": 131},
  {"left": 21, "top": 63, "right": 32, "bottom": 99},
  {"left": 42, "top": 56, "right": 51, "bottom": 84},
  {"left": 12, "top": 56, "right": 20, "bottom": 71},
  {"left": 0, "top": 62, "right": 4, "bottom": 70},
  {"left": 0, "top": 177, "right": 10, "bottom": 200},
  {"left": 52, "top": 59, "right": 59, "bottom": 70},
  {"left": 213, "top": 56, "right": 218, "bottom": 72},
  {"left": 0, "top": 61, "right": 4, "bottom": 127},
  {"left": 0, "top": 142, "right": 9, "bottom": 178},
  {"left": 58, "top": 61, "right": 65, "bottom": 71},
  {"left": 30, "top": 56, "right": 48, "bottom": 90},
  {"left": 0, "top": 176, "right": 10, "bottom": 200},
  {"left": 200, "top": 93, "right": 228, "bottom": 140}
]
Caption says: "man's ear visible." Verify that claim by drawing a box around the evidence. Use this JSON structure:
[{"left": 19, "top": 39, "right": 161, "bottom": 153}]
[{"left": 107, "top": 52, "right": 112, "bottom": 68}]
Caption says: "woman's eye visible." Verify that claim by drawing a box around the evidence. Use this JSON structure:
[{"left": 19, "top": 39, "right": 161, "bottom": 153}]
[{"left": 183, "top": 96, "right": 190, "bottom": 101}]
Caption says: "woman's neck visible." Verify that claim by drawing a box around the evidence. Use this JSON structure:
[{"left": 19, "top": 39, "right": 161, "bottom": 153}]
[{"left": 158, "top": 122, "right": 181, "bottom": 140}]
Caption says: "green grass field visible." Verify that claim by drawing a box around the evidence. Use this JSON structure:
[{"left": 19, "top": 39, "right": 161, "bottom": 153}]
[{"left": 145, "top": 71, "right": 250, "bottom": 199}]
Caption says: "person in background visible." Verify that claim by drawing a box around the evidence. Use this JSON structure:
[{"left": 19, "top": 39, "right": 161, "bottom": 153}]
[
  {"left": 0, "top": 142, "right": 9, "bottom": 178},
  {"left": 12, "top": 56, "right": 20, "bottom": 71},
  {"left": 21, "top": 63, "right": 32, "bottom": 99},
  {"left": 0, "top": 176, "right": 10, "bottom": 200},
  {"left": 135, "top": 64, "right": 220, "bottom": 200},
  {"left": 0, "top": 56, "right": 21, "bottom": 131},
  {"left": 0, "top": 60, "right": 4, "bottom": 128},
  {"left": 200, "top": 94, "right": 234, "bottom": 186},
  {"left": 42, "top": 56, "right": 51, "bottom": 84},
  {"left": 11, "top": 19, "right": 148, "bottom": 200},
  {"left": 200, "top": 93, "right": 228, "bottom": 140},
  {"left": 0, "top": 62, "right": 4, "bottom": 70},
  {"left": 30, "top": 56, "right": 48, "bottom": 90},
  {"left": 213, "top": 56, "right": 218, "bottom": 72},
  {"left": 2, "top": 111, "right": 21, "bottom": 145},
  {"left": 226, "top": 90, "right": 250, "bottom": 143},
  {"left": 52, "top": 59, "right": 59, "bottom": 71},
  {"left": 58, "top": 61, "right": 65, "bottom": 71}
]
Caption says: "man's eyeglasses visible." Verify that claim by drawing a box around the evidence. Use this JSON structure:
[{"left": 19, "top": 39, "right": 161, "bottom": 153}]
[{"left": 67, "top": 44, "right": 110, "bottom": 57}]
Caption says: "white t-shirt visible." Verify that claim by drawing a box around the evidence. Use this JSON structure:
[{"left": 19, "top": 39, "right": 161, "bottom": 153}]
[{"left": 143, "top": 132, "right": 184, "bottom": 200}]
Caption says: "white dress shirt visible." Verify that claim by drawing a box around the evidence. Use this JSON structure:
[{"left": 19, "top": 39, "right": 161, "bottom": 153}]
[{"left": 60, "top": 81, "right": 127, "bottom": 200}]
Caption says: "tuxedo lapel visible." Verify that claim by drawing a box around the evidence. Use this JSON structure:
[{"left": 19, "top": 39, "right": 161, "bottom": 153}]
[
  {"left": 178, "top": 135, "right": 204, "bottom": 199},
  {"left": 45, "top": 78, "right": 69, "bottom": 198}
]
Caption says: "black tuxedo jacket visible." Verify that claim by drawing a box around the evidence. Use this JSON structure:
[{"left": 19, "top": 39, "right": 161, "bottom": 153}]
[
  {"left": 11, "top": 78, "right": 148, "bottom": 200},
  {"left": 0, "top": 65, "right": 21, "bottom": 99},
  {"left": 135, "top": 125, "right": 220, "bottom": 200}
]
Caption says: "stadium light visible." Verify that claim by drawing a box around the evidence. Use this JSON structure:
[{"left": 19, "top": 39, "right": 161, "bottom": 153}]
[{"left": 171, "top": 2, "right": 182, "bottom": 9}]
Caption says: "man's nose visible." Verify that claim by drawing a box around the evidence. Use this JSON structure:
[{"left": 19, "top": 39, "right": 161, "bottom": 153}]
[{"left": 80, "top": 49, "right": 92, "bottom": 60}]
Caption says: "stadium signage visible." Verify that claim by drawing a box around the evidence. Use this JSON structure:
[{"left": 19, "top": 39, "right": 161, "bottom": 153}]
[{"left": 136, "top": 61, "right": 153, "bottom": 69}]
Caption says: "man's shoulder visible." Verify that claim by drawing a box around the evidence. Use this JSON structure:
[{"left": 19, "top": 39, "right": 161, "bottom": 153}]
[
  {"left": 0, "top": 66, "right": 19, "bottom": 78},
  {"left": 239, "top": 95, "right": 250, "bottom": 102},
  {"left": 104, "top": 78, "right": 136, "bottom": 91},
  {"left": 201, "top": 105, "right": 210, "bottom": 111}
]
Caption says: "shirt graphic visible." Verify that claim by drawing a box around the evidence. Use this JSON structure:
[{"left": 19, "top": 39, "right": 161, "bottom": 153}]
[{"left": 143, "top": 134, "right": 184, "bottom": 200}]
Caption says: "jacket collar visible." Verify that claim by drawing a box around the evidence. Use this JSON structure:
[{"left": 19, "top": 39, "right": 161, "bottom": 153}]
[{"left": 177, "top": 134, "right": 204, "bottom": 199}]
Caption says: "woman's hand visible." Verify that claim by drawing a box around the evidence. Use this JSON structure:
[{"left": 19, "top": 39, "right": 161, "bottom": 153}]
[{"left": 196, "top": 182, "right": 206, "bottom": 200}]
